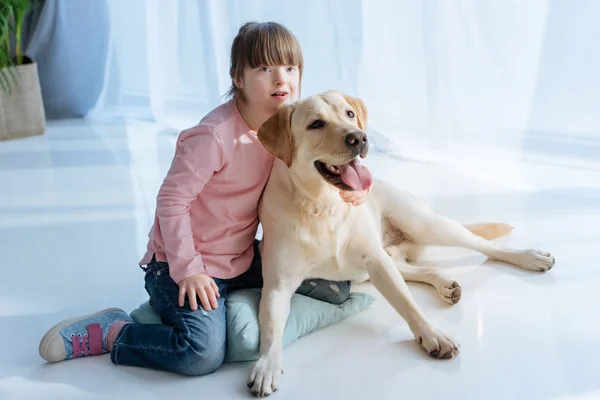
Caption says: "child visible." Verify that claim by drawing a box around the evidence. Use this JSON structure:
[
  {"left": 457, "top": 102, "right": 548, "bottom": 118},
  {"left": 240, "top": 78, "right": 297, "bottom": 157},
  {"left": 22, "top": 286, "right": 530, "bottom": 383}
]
[{"left": 38, "top": 21, "right": 369, "bottom": 376}]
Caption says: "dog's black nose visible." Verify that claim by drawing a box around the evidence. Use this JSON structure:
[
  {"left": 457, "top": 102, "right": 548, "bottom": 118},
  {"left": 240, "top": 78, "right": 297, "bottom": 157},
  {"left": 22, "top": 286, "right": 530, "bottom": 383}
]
[{"left": 345, "top": 131, "right": 368, "bottom": 156}]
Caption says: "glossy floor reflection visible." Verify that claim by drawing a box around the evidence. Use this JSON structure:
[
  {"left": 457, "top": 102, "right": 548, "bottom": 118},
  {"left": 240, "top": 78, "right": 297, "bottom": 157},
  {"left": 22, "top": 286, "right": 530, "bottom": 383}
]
[{"left": 1, "top": 119, "right": 599, "bottom": 400}]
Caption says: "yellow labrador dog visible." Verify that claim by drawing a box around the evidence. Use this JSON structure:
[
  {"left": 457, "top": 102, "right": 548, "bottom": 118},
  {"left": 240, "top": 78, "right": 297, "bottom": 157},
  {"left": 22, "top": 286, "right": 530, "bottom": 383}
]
[{"left": 247, "top": 90, "right": 554, "bottom": 397}]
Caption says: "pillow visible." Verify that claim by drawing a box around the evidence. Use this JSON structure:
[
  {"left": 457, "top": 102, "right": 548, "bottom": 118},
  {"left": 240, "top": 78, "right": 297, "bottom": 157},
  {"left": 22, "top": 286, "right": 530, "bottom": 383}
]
[{"left": 130, "top": 288, "right": 375, "bottom": 363}]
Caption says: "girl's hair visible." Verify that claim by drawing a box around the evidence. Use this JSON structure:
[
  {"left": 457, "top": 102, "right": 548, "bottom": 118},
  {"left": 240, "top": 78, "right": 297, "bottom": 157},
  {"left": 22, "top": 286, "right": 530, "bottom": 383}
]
[{"left": 226, "top": 21, "right": 304, "bottom": 99}]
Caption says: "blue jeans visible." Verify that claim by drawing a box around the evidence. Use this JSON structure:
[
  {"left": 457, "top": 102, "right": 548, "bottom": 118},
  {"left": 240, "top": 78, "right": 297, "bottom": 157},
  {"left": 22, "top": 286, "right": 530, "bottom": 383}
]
[{"left": 110, "top": 240, "right": 350, "bottom": 376}]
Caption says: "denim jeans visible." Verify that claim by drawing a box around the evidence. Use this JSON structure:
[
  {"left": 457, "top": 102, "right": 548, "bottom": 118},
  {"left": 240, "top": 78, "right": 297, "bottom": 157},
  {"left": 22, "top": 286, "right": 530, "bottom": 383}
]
[{"left": 110, "top": 240, "right": 350, "bottom": 376}]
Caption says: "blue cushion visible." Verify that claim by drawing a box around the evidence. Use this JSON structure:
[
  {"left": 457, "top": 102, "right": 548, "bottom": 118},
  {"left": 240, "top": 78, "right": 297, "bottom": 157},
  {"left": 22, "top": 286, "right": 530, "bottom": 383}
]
[{"left": 130, "top": 288, "right": 375, "bottom": 362}]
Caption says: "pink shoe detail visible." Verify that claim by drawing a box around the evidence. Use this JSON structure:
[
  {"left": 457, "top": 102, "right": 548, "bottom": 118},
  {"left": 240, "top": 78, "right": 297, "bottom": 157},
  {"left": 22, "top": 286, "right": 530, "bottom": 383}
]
[
  {"left": 88, "top": 323, "right": 104, "bottom": 355},
  {"left": 71, "top": 333, "right": 90, "bottom": 357},
  {"left": 71, "top": 323, "right": 104, "bottom": 357}
]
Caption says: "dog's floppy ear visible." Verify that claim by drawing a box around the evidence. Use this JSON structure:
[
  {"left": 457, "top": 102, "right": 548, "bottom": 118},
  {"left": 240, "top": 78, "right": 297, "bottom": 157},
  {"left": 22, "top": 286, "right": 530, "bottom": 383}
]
[
  {"left": 258, "top": 104, "right": 295, "bottom": 167},
  {"left": 343, "top": 94, "right": 368, "bottom": 130}
]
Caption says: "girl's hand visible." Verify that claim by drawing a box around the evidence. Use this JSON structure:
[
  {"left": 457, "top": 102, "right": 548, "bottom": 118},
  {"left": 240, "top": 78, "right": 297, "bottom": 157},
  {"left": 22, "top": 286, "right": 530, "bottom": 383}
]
[
  {"left": 178, "top": 272, "right": 220, "bottom": 311},
  {"left": 339, "top": 187, "right": 370, "bottom": 206}
]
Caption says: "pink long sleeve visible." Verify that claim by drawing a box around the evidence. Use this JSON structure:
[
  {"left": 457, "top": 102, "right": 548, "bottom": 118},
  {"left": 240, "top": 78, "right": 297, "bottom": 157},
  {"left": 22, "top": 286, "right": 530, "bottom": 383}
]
[{"left": 155, "top": 128, "right": 224, "bottom": 283}]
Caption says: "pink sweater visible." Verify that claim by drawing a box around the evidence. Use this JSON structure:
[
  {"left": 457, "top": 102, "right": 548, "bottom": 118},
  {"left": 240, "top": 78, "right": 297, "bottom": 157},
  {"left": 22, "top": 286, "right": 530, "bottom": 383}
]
[{"left": 139, "top": 100, "right": 274, "bottom": 283}]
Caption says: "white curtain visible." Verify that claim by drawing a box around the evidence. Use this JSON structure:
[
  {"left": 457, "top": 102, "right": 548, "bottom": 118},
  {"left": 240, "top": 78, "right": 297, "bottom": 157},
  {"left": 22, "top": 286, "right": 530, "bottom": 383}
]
[{"left": 92, "top": 0, "right": 600, "bottom": 163}]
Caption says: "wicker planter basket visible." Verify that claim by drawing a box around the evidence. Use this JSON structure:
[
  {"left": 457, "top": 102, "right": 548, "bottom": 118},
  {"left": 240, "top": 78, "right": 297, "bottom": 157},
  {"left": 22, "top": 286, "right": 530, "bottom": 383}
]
[{"left": 0, "top": 60, "right": 46, "bottom": 141}]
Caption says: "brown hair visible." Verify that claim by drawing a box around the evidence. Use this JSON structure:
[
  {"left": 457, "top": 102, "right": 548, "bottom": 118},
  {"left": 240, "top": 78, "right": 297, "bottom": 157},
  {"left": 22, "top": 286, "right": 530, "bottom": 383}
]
[{"left": 226, "top": 22, "right": 304, "bottom": 99}]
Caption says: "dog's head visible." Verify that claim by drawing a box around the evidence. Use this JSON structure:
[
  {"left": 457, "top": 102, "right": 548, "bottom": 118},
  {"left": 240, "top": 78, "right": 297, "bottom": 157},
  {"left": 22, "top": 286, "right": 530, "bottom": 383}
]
[{"left": 258, "top": 90, "right": 373, "bottom": 192}]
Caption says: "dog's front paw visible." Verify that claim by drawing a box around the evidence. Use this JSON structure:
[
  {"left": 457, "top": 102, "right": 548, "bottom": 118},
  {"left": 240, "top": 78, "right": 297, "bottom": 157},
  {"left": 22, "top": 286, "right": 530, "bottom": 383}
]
[
  {"left": 247, "top": 355, "right": 282, "bottom": 397},
  {"left": 416, "top": 327, "right": 460, "bottom": 359}
]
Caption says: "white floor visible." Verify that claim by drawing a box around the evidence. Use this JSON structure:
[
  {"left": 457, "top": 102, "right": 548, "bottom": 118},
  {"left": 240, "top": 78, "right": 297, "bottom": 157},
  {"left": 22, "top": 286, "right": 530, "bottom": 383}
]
[{"left": 1, "top": 120, "right": 599, "bottom": 400}]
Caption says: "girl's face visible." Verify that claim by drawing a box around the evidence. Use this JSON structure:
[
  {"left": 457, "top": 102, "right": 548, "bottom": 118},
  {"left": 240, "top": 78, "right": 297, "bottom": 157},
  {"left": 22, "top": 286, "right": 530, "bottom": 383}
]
[{"left": 237, "top": 64, "right": 300, "bottom": 115}]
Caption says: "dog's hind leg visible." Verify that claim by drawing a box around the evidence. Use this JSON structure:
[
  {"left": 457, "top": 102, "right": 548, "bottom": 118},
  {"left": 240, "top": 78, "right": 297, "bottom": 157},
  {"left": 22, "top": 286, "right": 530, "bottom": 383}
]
[
  {"left": 390, "top": 212, "right": 555, "bottom": 272},
  {"left": 393, "top": 259, "right": 462, "bottom": 305}
]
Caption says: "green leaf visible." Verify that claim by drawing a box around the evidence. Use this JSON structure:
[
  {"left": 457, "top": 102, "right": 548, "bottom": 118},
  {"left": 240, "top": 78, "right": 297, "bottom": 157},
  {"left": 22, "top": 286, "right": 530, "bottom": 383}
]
[{"left": 0, "top": 0, "right": 42, "bottom": 92}]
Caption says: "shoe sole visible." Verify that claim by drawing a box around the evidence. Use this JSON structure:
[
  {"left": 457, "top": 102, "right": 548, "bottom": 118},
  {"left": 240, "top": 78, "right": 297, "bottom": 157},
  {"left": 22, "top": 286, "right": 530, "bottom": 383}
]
[{"left": 39, "top": 307, "right": 125, "bottom": 363}]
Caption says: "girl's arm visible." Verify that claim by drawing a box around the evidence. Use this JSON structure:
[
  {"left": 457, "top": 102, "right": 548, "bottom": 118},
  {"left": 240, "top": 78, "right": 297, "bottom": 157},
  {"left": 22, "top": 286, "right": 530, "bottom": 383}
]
[{"left": 156, "top": 128, "right": 225, "bottom": 284}]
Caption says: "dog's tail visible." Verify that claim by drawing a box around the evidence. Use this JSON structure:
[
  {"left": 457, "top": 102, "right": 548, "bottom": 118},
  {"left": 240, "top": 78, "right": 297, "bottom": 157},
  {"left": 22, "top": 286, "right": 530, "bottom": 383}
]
[{"left": 464, "top": 223, "right": 513, "bottom": 240}]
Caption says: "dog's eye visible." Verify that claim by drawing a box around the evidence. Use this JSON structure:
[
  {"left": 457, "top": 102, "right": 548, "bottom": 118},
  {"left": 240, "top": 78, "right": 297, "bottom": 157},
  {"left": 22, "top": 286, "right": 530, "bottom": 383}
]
[
  {"left": 308, "top": 120, "right": 325, "bottom": 129},
  {"left": 347, "top": 110, "right": 355, "bottom": 118}
]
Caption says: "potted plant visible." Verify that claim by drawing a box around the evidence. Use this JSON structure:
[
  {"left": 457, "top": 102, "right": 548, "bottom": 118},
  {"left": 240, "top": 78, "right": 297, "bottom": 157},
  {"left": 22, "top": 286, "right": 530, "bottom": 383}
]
[{"left": 0, "top": 0, "right": 45, "bottom": 141}]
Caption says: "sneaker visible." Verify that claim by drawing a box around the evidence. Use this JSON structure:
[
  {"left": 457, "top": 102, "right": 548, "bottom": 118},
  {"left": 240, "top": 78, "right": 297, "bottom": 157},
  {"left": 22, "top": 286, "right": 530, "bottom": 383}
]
[{"left": 39, "top": 308, "right": 132, "bottom": 363}]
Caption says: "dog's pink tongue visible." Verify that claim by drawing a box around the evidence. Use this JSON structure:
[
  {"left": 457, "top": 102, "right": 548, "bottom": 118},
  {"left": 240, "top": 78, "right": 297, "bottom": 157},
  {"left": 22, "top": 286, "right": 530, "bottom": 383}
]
[{"left": 338, "top": 160, "right": 373, "bottom": 191}]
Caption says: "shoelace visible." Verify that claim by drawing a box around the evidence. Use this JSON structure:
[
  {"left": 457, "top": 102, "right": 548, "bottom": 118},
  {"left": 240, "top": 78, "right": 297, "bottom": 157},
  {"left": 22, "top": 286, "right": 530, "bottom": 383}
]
[{"left": 71, "top": 323, "right": 103, "bottom": 357}]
